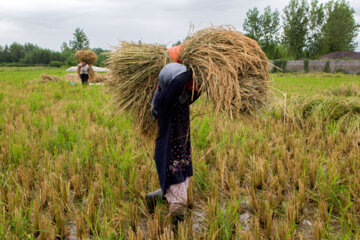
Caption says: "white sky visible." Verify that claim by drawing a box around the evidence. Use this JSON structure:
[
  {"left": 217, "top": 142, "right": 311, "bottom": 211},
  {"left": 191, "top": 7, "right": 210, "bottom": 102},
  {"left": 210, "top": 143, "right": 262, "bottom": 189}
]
[{"left": 0, "top": 0, "right": 359, "bottom": 51}]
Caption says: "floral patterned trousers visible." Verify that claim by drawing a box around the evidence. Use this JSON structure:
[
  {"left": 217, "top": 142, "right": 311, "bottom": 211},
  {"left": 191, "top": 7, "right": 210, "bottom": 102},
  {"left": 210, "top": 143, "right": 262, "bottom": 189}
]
[{"left": 164, "top": 177, "right": 190, "bottom": 215}]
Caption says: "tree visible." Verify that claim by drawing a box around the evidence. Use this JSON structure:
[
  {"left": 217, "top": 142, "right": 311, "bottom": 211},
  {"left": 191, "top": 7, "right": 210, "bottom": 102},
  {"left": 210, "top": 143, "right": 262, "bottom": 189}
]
[
  {"left": 0, "top": 46, "right": 4, "bottom": 62},
  {"left": 306, "top": 0, "right": 325, "bottom": 57},
  {"left": 69, "top": 28, "right": 90, "bottom": 51},
  {"left": 172, "top": 40, "right": 182, "bottom": 47},
  {"left": 23, "top": 49, "right": 52, "bottom": 65},
  {"left": 2, "top": 46, "right": 12, "bottom": 62},
  {"left": 321, "top": 0, "right": 359, "bottom": 53},
  {"left": 172, "top": 36, "right": 191, "bottom": 47},
  {"left": 243, "top": 8, "right": 262, "bottom": 41},
  {"left": 9, "top": 42, "right": 25, "bottom": 62},
  {"left": 92, "top": 47, "right": 110, "bottom": 66},
  {"left": 60, "top": 42, "right": 73, "bottom": 59},
  {"left": 96, "top": 52, "right": 109, "bottom": 66},
  {"left": 261, "top": 7, "right": 281, "bottom": 44},
  {"left": 282, "top": 0, "right": 309, "bottom": 59},
  {"left": 260, "top": 7, "right": 282, "bottom": 59},
  {"left": 243, "top": 6, "right": 282, "bottom": 58},
  {"left": 60, "top": 42, "right": 71, "bottom": 52},
  {"left": 60, "top": 42, "right": 76, "bottom": 66},
  {"left": 24, "top": 43, "right": 39, "bottom": 54}
]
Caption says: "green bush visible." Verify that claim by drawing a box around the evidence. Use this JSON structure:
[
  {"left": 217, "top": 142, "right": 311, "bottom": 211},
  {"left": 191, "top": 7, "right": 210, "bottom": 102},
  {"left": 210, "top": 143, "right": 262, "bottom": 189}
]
[
  {"left": 0, "top": 62, "right": 34, "bottom": 67},
  {"left": 304, "top": 59, "right": 309, "bottom": 73},
  {"left": 263, "top": 43, "right": 288, "bottom": 60},
  {"left": 65, "top": 55, "right": 77, "bottom": 66},
  {"left": 49, "top": 61, "right": 63, "bottom": 67},
  {"left": 96, "top": 53, "right": 109, "bottom": 67},
  {"left": 324, "top": 60, "right": 330, "bottom": 73}
]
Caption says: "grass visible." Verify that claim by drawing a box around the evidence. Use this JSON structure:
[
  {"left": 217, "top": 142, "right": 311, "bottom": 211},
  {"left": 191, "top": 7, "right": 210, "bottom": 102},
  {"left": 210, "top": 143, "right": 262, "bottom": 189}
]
[
  {"left": 0, "top": 68, "right": 359, "bottom": 239},
  {"left": 273, "top": 72, "right": 360, "bottom": 96}
]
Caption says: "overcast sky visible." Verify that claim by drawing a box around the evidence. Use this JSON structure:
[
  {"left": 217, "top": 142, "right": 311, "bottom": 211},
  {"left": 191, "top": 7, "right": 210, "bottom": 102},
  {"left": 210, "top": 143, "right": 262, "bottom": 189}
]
[{"left": 0, "top": 0, "right": 359, "bottom": 51}]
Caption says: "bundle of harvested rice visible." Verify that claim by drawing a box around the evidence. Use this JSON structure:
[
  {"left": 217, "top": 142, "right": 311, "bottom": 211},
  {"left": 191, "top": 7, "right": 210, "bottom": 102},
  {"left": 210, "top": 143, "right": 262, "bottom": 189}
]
[
  {"left": 74, "top": 50, "right": 98, "bottom": 64},
  {"left": 285, "top": 96, "right": 360, "bottom": 133},
  {"left": 108, "top": 26, "right": 270, "bottom": 136},
  {"left": 179, "top": 26, "right": 270, "bottom": 116},
  {"left": 89, "top": 73, "right": 110, "bottom": 83},
  {"left": 323, "top": 83, "right": 360, "bottom": 97},
  {"left": 107, "top": 42, "right": 172, "bottom": 135},
  {"left": 75, "top": 50, "right": 98, "bottom": 81},
  {"left": 28, "top": 74, "right": 61, "bottom": 84},
  {"left": 41, "top": 74, "right": 61, "bottom": 83},
  {"left": 87, "top": 66, "right": 96, "bottom": 80}
]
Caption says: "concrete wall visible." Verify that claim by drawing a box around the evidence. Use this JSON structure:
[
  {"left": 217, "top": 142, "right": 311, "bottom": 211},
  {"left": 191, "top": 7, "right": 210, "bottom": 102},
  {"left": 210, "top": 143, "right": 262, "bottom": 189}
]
[
  {"left": 270, "top": 60, "right": 360, "bottom": 74},
  {"left": 329, "top": 60, "right": 360, "bottom": 74},
  {"left": 286, "top": 60, "right": 304, "bottom": 72},
  {"left": 308, "top": 60, "right": 327, "bottom": 72}
]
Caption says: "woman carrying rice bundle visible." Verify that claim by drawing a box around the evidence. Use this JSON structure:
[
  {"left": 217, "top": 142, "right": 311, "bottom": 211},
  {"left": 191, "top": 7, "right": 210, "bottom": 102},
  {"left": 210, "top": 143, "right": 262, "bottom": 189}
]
[
  {"left": 78, "top": 61, "right": 90, "bottom": 85},
  {"left": 146, "top": 62, "right": 200, "bottom": 224},
  {"left": 75, "top": 50, "right": 97, "bottom": 85}
]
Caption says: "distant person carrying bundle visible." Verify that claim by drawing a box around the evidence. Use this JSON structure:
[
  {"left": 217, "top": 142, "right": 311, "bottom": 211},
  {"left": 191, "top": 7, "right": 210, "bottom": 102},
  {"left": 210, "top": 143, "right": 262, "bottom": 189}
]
[
  {"left": 146, "top": 63, "right": 200, "bottom": 224},
  {"left": 75, "top": 49, "right": 97, "bottom": 85},
  {"left": 78, "top": 61, "right": 89, "bottom": 85}
]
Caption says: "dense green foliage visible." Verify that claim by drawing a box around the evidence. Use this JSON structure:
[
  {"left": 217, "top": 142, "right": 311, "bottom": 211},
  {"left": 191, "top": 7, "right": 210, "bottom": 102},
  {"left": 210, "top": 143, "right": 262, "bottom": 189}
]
[
  {"left": 306, "top": 0, "right": 325, "bottom": 58},
  {"left": 0, "top": 29, "right": 109, "bottom": 67},
  {"left": 243, "top": 0, "right": 359, "bottom": 60},
  {"left": 243, "top": 6, "right": 284, "bottom": 59},
  {"left": 321, "top": 0, "right": 359, "bottom": 53},
  {"left": 283, "top": 0, "right": 310, "bottom": 59}
]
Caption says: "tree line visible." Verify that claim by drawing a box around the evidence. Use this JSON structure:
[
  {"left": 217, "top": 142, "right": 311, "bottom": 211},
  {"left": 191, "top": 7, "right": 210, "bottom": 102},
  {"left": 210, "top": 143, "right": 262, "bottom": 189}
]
[
  {"left": 243, "top": 0, "right": 359, "bottom": 59},
  {"left": 1, "top": 0, "right": 358, "bottom": 65},
  {"left": 0, "top": 28, "right": 109, "bottom": 67}
]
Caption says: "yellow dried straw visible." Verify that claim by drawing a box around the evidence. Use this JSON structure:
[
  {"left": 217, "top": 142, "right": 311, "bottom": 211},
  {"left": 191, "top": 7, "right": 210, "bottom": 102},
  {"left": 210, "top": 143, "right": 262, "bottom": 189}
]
[
  {"left": 108, "top": 26, "right": 270, "bottom": 137},
  {"left": 75, "top": 50, "right": 98, "bottom": 81},
  {"left": 74, "top": 50, "right": 98, "bottom": 64},
  {"left": 179, "top": 26, "right": 270, "bottom": 117},
  {"left": 107, "top": 42, "right": 172, "bottom": 136}
]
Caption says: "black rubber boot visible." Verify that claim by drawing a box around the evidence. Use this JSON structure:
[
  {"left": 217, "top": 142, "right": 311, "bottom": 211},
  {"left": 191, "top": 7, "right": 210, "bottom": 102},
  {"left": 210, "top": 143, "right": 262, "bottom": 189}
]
[{"left": 145, "top": 189, "right": 166, "bottom": 214}]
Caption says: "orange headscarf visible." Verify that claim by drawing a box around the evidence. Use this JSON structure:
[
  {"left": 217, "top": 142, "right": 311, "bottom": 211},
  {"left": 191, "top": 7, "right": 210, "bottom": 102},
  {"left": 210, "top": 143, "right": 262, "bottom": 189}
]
[{"left": 167, "top": 43, "right": 184, "bottom": 63}]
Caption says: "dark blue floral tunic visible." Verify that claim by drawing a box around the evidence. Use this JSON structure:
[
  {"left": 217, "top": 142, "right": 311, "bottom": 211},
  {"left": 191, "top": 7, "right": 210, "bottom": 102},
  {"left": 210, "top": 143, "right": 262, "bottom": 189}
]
[{"left": 153, "top": 70, "right": 200, "bottom": 194}]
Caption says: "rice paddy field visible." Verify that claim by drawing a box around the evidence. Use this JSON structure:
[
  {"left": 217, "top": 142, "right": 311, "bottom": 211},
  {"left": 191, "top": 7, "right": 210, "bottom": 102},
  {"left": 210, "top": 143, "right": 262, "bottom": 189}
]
[{"left": 0, "top": 67, "right": 359, "bottom": 239}]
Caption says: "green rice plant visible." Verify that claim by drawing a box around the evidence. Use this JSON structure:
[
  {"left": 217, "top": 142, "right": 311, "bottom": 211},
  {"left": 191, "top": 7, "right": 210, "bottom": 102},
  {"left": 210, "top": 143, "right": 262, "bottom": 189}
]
[
  {"left": 28, "top": 93, "right": 45, "bottom": 112},
  {"left": 207, "top": 200, "right": 240, "bottom": 239},
  {"left": 46, "top": 124, "right": 79, "bottom": 154},
  {"left": 193, "top": 117, "right": 211, "bottom": 150}
]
